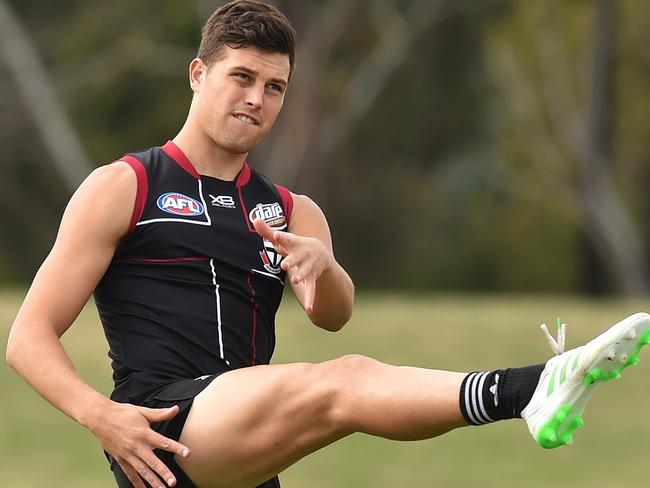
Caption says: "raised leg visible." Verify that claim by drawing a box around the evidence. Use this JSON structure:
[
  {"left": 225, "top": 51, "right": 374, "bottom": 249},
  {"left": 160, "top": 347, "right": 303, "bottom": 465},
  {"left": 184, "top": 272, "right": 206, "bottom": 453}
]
[{"left": 177, "top": 355, "right": 466, "bottom": 488}]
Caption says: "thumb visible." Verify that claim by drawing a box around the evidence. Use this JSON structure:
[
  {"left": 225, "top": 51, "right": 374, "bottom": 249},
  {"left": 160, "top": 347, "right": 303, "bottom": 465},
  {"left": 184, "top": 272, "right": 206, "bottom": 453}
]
[
  {"left": 253, "top": 218, "right": 276, "bottom": 242},
  {"left": 138, "top": 404, "right": 180, "bottom": 423}
]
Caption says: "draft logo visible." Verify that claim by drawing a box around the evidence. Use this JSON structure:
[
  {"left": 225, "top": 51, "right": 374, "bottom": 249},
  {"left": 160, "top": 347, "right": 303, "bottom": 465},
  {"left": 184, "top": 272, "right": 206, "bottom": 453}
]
[
  {"left": 157, "top": 192, "right": 205, "bottom": 216},
  {"left": 251, "top": 202, "right": 287, "bottom": 274},
  {"left": 249, "top": 202, "right": 287, "bottom": 230}
]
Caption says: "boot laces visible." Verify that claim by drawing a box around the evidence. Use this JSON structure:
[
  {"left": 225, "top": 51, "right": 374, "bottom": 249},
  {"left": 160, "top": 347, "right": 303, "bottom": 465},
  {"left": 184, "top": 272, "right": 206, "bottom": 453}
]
[{"left": 540, "top": 317, "right": 567, "bottom": 355}]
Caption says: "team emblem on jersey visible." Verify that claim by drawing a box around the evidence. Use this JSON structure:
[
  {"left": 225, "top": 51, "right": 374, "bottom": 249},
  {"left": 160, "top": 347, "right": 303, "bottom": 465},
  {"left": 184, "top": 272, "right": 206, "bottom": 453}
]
[
  {"left": 249, "top": 202, "right": 287, "bottom": 230},
  {"left": 252, "top": 202, "right": 286, "bottom": 274},
  {"left": 156, "top": 192, "right": 205, "bottom": 216},
  {"left": 259, "top": 239, "right": 283, "bottom": 274}
]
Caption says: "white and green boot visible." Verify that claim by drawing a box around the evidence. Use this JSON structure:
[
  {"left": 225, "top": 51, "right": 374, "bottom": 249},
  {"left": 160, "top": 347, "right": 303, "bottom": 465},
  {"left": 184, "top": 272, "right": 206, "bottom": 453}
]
[{"left": 521, "top": 312, "right": 650, "bottom": 449}]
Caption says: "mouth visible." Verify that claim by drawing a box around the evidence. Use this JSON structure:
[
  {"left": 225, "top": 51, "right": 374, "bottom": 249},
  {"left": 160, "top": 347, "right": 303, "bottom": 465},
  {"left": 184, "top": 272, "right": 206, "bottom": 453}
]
[{"left": 232, "top": 112, "right": 260, "bottom": 126}]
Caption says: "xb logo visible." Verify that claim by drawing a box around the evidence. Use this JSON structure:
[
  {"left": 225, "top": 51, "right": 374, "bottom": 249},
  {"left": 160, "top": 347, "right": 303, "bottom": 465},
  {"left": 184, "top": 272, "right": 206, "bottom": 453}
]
[{"left": 209, "top": 194, "right": 236, "bottom": 209}]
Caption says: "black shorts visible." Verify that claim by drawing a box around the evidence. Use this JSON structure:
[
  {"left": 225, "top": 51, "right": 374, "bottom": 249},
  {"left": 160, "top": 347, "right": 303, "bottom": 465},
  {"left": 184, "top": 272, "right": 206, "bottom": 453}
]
[{"left": 108, "top": 374, "right": 281, "bottom": 488}]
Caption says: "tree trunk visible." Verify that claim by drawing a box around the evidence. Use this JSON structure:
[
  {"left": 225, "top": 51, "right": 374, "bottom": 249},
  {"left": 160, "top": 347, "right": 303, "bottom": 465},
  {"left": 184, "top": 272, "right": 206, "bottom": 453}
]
[
  {"left": 0, "top": 0, "right": 91, "bottom": 192},
  {"left": 580, "top": 0, "right": 648, "bottom": 294}
]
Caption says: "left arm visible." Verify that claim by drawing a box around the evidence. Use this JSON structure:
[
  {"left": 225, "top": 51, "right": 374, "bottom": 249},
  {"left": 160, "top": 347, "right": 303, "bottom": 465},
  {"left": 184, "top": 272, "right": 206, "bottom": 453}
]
[{"left": 253, "top": 194, "right": 354, "bottom": 331}]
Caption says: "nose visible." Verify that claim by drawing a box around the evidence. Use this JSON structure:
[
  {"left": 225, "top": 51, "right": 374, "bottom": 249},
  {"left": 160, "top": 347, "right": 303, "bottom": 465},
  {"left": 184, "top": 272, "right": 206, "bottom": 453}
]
[{"left": 244, "top": 84, "right": 264, "bottom": 110}]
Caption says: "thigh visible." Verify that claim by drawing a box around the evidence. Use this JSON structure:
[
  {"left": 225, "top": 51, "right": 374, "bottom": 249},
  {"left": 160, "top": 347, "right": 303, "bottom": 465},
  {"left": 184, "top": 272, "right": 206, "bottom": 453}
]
[
  {"left": 108, "top": 377, "right": 218, "bottom": 488},
  {"left": 107, "top": 376, "right": 283, "bottom": 488},
  {"left": 176, "top": 361, "right": 348, "bottom": 488},
  {"left": 111, "top": 460, "right": 280, "bottom": 488}
]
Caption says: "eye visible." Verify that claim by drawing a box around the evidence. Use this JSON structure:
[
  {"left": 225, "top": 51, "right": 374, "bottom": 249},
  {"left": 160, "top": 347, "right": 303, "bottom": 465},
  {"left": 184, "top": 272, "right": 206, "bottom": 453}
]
[
  {"left": 233, "top": 72, "right": 251, "bottom": 81},
  {"left": 266, "top": 83, "right": 284, "bottom": 93}
]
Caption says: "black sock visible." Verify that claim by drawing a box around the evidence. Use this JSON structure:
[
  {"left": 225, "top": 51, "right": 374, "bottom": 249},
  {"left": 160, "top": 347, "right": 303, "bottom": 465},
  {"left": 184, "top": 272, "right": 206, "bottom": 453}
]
[{"left": 459, "top": 364, "right": 545, "bottom": 425}]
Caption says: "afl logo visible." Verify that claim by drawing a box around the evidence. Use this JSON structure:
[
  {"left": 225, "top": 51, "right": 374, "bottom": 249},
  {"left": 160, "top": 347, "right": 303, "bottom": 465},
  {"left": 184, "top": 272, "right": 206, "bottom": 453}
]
[{"left": 157, "top": 192, "right": 205, "bottom": 216}]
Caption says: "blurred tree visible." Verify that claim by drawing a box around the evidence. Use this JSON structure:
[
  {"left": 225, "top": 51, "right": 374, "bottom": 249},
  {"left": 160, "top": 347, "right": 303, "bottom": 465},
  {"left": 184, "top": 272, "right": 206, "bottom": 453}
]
[
  {"left": 0, "top": 0, "right": 197, "bottom": 281},
  {"left": 485, "top": 0, "right": 649, "bottom": 294},
  {"left": 0, "top": 0, "right": 91, "bottom": 192},
  {"left": 1, "top": 0, "right": 649, "bottom": 295}
]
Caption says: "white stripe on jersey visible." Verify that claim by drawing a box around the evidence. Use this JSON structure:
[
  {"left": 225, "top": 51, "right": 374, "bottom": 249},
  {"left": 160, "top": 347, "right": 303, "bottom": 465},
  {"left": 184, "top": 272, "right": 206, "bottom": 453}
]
[
  {"left": 252, "top": 269, "right": 285, "bottom": 284},
  {"left": 210, "top": 258, "right": 227, "bottom": 364}
]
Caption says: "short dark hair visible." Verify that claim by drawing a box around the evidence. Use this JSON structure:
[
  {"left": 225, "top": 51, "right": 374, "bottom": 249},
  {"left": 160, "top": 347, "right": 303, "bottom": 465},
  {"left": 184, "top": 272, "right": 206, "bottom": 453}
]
[{"left": 197, "top": 0, "right": 296, "bottom": 76}]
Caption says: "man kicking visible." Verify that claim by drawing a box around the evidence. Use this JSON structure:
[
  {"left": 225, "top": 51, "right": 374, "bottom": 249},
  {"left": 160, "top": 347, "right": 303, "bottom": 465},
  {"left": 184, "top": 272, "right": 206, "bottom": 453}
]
[{"left": 6, "top": 1, "right": 650, "bottom": 487}]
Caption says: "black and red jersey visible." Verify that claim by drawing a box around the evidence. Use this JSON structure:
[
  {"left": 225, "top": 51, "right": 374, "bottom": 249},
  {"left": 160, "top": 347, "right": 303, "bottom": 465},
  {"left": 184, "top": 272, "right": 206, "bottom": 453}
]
[{"left": 94, "top": 141, "right": 293, "bottom": 401}]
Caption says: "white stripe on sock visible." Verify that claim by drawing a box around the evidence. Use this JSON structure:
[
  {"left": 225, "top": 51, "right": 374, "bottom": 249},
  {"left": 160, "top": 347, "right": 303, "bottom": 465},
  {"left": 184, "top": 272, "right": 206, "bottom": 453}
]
[
  {"left": 464, "top": 373, "right": 481, "bottom": 425},
  {"left": 476, "top": 371, "right": 494, "bottom": 423},
  {"left": 469, "top": 372, "right": 488, "bottom": 424}
]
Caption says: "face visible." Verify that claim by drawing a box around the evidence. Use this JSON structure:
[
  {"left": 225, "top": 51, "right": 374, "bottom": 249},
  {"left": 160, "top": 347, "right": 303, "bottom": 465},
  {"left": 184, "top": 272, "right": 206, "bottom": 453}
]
[{"left": 189, "top": 46, "right": 290, "bottom": 155}]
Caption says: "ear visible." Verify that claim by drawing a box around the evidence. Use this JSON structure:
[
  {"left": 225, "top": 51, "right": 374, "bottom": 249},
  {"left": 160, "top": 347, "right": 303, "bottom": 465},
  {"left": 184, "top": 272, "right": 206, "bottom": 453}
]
[{"left": 189, "top": 58, "right": 207, "bottom": 93}]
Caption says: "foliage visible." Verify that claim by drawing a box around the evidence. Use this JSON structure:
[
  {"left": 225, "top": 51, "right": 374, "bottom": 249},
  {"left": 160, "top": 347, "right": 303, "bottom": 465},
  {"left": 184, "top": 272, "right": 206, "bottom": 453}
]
[{"left": 1, "top": 0, "right": 649, "bottom": 293}]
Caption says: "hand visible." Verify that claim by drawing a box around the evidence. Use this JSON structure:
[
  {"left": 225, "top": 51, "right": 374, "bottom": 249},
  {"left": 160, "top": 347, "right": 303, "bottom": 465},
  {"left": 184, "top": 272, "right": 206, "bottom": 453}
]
[
  {"left": 253, "top": 218, "right": 332, "bottom": 313},
  {"left": 87, "top": 401, "right": 190, "bottom": 488}
]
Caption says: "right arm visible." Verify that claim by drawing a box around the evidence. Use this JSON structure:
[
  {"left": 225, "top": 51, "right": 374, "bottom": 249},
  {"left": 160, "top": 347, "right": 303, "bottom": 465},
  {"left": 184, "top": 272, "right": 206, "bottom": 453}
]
[{"left": 6, "top": 162, "right": 187, "bottom": 488}]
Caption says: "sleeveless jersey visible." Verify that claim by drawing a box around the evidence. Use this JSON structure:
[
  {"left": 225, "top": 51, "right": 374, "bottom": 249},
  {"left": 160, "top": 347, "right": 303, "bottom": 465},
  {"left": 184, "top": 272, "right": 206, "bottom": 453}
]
[{"left": 94, "top": 140, "right": 293, "bottom": 402}]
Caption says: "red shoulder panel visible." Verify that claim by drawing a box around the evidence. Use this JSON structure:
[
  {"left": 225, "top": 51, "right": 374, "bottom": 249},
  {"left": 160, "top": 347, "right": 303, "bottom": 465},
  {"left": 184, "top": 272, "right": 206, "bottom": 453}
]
[
  {"left": 119, "top": 156, "right": 149, "bottom": 235},
  {"left": 274, "top": 184, "right": 293, "bottom": 225}
]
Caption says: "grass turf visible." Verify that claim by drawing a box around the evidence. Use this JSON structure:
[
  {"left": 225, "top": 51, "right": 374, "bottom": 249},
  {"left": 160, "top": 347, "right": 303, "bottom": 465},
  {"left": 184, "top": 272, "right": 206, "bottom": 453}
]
[{"left": 2, "top": 289, "right": 649, "bottom": 487}]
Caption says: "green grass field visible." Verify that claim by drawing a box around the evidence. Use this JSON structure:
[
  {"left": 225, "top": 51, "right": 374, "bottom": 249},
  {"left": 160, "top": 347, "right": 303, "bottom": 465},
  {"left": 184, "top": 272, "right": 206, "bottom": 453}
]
[{"left": 2, "top": 289, "right": 650, "bottom": 487}]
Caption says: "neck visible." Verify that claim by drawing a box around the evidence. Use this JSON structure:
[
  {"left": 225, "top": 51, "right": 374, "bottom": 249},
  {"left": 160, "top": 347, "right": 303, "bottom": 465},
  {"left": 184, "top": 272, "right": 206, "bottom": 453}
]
[{"left": 173, "top": 125, "right": 247, "bottom": 181}]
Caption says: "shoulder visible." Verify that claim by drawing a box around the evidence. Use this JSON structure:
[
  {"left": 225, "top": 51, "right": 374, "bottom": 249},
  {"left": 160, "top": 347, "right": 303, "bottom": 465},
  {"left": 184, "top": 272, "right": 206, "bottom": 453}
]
[
  {"left": 72, "top": 161, "right": 137, "bottom": 204},
  {"left": 287, "top": 193, "right": 331, "bottom": 239},
  {"left": 64, "top": 161, "right": 139, "bottom": 238},
  {"left": 88, "top": 160, "right": 137, "bottom": 185},
  {"left": 290, "top": 193, "right": 323, "bottom": 216},
  {"left": 70, "top": 162, "right": 136, "bottom": 203}
]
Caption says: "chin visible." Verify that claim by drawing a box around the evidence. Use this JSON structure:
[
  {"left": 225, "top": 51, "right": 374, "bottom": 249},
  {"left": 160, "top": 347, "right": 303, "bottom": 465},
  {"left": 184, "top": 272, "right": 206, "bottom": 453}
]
[
  {"left": 206, "top": 136, "right": 250, "bottom": 154},
  {"left": 212, "top": 132, "right": 266, "bottom": 155}
]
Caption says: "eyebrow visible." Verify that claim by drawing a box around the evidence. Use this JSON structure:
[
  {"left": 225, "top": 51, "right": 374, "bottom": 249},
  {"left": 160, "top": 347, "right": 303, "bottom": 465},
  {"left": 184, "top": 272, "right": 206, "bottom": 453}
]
[{"left": 230, "top": 66, "right": 288, "bottom": 87}]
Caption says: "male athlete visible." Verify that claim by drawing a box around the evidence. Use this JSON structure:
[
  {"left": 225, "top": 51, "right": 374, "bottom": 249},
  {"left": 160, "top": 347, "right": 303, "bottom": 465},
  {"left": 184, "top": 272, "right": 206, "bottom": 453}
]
[{"left": 6, "top": 1, "right": 650, "bottom": 488}]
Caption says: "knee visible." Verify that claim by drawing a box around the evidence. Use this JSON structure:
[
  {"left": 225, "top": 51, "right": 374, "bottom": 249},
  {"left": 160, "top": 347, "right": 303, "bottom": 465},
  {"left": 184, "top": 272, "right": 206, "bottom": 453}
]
[
  {"left": 331, "top": 354, "right": 380, "bottom": 376},
  {"left": 310, "top": 355, "right": 377, "bottom": 402},
  {"left": 323, "top": 355, "right": 383, "bottom": 430}
]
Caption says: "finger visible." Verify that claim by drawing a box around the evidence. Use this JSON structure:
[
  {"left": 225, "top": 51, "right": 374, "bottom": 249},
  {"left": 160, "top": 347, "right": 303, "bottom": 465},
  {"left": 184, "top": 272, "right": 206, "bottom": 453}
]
[
  {"left": 127, "top": 454, "right": 167, "bottom": 488},
  {"left": 281, "top": 254, "right": 299, "bottom": 271},
  {"left": 291, "top": 260, "right": 314, "bottom": 285},
  {"left": 117, "top": 458, "right": 147, "bottom": 488},
  {"left": 252, "top": 218, "right": 274, "bottom": 241},
  {"left": 149, "top": 430, "right": 191, "bottom": 458},
  {"left": 272, "top": 229, "right": 298, "bottom": 249},
  {"left": 140, "top": 449, "right": 177, "bottom": 488},
  {"left": 303, "top": 278, "right": 316, "bottom": 313},
  {"left": 138, "top": 404, "right": 180, "bottom": 423}
]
